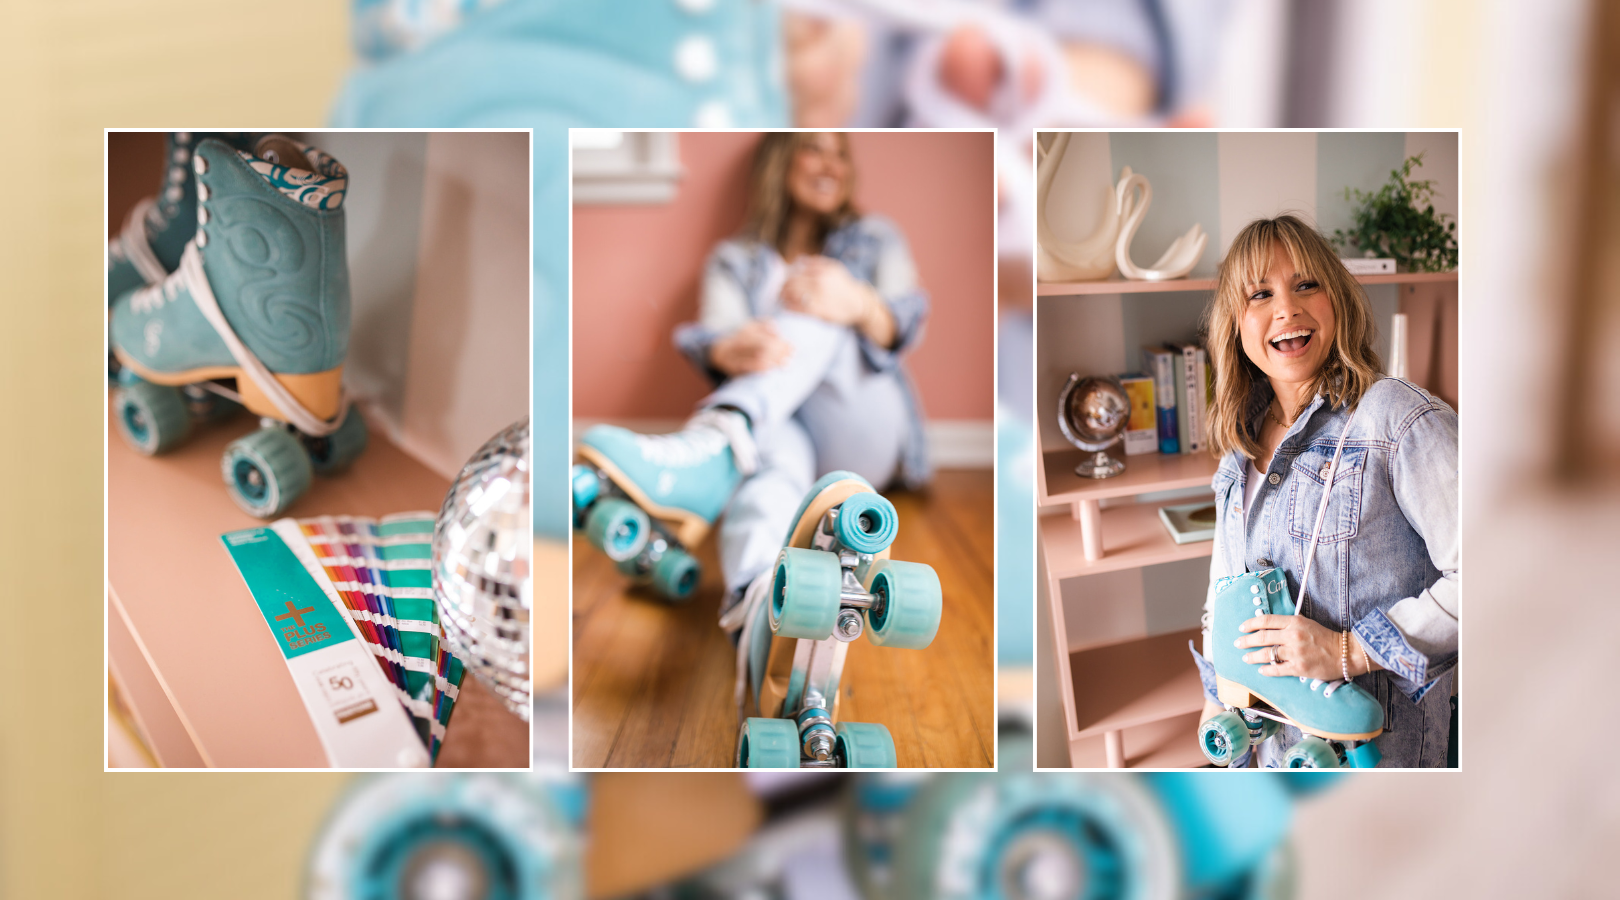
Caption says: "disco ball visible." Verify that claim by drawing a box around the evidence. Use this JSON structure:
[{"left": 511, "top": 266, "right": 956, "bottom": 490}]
[
  {"left": 1057, "top": 374, "right": 1129, "bottom": 479},
  {"left": 435, "top": 418, "right": 532, "bottom": 721}
]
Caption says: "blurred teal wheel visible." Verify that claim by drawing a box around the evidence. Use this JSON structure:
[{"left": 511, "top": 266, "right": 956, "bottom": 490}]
[
  {"left": 222, "top": 426, "right": 312, "bottom": 518},
  {"left": 303, "top": 405, "right": 369, "bottom": 475},
  {"left": 651, "top": 547, "right": 700, "bottom": 602},
  {"left": 1199, "top": 711, "right": 1251, "bottom": 767},
  {"left": 570, "top": 465, "right": 600, "bottom": 528},
  {"left": 1283, "top": 737, "right": 1341, "bottom": 769},
  {"left": 115, "top": 380, "right": 190, "bottom": 455},
  {"left": 583, "top": 498, "right": 648, "bottom": 562}
]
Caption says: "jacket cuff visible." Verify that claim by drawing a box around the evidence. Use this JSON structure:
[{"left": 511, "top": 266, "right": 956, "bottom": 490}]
[
  {"left": 858, "top": 288, "right": 927, "bottom": 371},
  {"left": 672, "top": 322, "right": 727, "bottom": 386},
  {"left": 1354, "top": 608, "right": 1454, "bottom": 702}
]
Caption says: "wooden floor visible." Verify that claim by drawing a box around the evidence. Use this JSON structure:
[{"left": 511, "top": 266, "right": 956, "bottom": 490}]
[{"left": 572, "top": 470, "right": 996, "bottom": 768}]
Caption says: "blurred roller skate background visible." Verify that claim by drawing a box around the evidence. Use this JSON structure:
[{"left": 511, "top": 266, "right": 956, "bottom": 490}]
[{"left": 3, "top": 0, "right": 1618, "bottom": 897}]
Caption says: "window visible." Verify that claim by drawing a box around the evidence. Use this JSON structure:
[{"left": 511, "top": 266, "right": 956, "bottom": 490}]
[{"left": 571, "top": 130, "right": 682, "bottom": 204}]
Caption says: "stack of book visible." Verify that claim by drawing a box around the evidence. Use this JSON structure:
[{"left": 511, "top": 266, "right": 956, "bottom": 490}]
[{"left": 1118, "top": 342, "right": 1212, "bottom": 456}]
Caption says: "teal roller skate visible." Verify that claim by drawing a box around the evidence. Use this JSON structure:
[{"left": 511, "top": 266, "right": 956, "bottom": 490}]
[
  {"left": 1199, "top": 569, "right": 1384, "bottom": 769},
  {"left": 109, "top": 134, "right": 367, "bottom": 518},
  {"left": 735, "top": 471, "right": 943, "bottom": 769},
  {"left": 305, "top": 772, "right": 584, "bottom": 900},
  {"left": 572, "top": 410, "right": 749, "bottom": 602}
]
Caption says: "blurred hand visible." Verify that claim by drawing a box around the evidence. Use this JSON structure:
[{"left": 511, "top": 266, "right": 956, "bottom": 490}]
[
  {"left": 939, "top": 26, "right": 1046, "bottom": 111},
  {"left": 782, "top": 256, "right": 897, "bottom": 347},
  {"left": 709, "top": 319, "right": 792, "bottom": 377},
  {"left": 784, "top": 12, "right": 867, "bottom": 127}
]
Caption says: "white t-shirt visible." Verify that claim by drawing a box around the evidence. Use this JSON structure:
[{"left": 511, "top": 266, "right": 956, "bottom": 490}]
[{"left": 1244, "top": 457, "right": 1265, "bottom": 522}]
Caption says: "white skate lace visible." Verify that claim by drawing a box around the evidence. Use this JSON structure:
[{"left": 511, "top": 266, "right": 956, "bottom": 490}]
[
  {"left": 118, "top": 197, "right": 168, "bottom": 285},
  {"left": 723, "top": 571, "right": 773, "bottom": 721},
  {"left": 637, "top": 409, "right": 758, "bottom": 476},
  {"left": 171, "top": 242, "right": 349, "bottom": 436}
]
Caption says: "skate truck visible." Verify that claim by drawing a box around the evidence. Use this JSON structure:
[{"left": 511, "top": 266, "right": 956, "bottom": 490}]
[
  {"left": 735, "top": 471, "right": 942, "bottom": 768},
  {"left": 109, "top": 134, "right": 367, "bottom": 518},
  {"left": 570, "top": 460, "right": 703, "bottom": 603}
]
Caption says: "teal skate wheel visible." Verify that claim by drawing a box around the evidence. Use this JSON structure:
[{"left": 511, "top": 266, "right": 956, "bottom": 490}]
[
  {"left": 1283, "top": 736, "right": 1342, "bottom": 769},
  {"left": 1198, "top": 711, "right": 1252, "bottom": 767},
  {"left": 583, "top": 498, "right": 649, "bottom": 562},
  {"left": 651, "top": 547, "right": 700, "bottom": 602},
  {"left": 302, "top": 405, "right": 368, "bottom": 475},
  {"left": 835, "top": 722, "right": 897, "bottom": 768},
  {"left": 1344, "top": 741, "right": 1383, "bottom": 769},
  {"left": 863, "top": 559, "right": 943, "bottom": 650},
  {"left": 769, "top": 547, "right": 842, "bottom": 640},
  {"left": 570, "top": 465, "right": 600, "bottom": 527},
  {"left": 115, "top": 380, "right": 191, "bottom": 455},
  {"left": 222, "top": 426, "right": 313, "bottom": 518},
  {"left": 737, "top": 717, "right": 801, "bottom": 768},
  {"left": 834, "top": 491, "right": 899, "bottom": 554}
]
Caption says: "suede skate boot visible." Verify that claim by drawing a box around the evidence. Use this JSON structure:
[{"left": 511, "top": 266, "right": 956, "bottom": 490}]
[
  {"left": 570, "top": 409, "right": 754, "bottom": 601},
  {"left": 110, "top": 135, "right": 367, "bottom": 518},
  {"left": 107, "top": 132, "right": 259, "bottom": 304},
  {"left": 1200, "top": 568, "right": 1384, "bottom": 768}
]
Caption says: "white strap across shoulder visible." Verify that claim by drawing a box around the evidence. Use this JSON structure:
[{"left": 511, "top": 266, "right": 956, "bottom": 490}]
[{"left": 1295, "top": 405, "right": 1357, "bottom": 621}]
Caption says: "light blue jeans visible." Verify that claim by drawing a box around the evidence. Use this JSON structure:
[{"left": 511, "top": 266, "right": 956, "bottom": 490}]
[{"left": 704, "top": 312, "right": 910, "bottom": 596}]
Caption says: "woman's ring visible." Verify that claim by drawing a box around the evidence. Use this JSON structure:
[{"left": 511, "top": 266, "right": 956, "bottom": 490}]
[{"left": 1269, "top": 646, "right": 1280, "bottom": 665}]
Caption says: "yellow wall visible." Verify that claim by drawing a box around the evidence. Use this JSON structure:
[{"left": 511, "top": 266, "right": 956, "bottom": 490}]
[{"left": 1, "top": 3, "right": 351, "bottom": 898}]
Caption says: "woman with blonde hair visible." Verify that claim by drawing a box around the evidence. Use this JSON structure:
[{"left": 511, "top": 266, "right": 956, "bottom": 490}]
[
  {"left": 1193, "top": 215, "right": 1457, "bottom": 767},
  {"left": 579, "top": 131, "right": 930, "bottom": 606}
]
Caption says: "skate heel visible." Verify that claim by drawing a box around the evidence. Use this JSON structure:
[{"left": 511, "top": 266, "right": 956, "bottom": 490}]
[
  {"left": 239, "top": 366, "right": 345, "bottom": 424},
  {"left": 1216, "top": 675, "right": 1256, "bottom": 708}
]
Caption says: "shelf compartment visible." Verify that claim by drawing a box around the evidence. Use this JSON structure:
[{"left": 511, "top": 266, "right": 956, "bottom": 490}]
[
  {"left": 1040, "top": 448, "right": 1219, "bottom": 507},
  {"left": 1067, "top": 628, "right": 1206, "bottom": 768},
  {"left": 1040, "top": 498, "right": 1214, "bottom": 578},
  {"left": 1036, "top": 269, "right": 1457, "bottom": 297},
  {"left": 1066, "top": 711, "right": 1208, "bottom": 769}
]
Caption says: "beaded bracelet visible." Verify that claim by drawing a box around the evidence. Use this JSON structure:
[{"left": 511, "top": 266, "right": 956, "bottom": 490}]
[{"left": 1339, "top": 629, "right": 1351, "bottom": 682}]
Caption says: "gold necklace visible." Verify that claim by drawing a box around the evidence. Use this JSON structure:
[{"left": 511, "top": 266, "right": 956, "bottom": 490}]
[{"left": 1267, "top": 402, "right": 1292, "bottom": 429}]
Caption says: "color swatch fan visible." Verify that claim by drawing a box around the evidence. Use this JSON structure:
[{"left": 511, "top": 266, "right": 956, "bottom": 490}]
[{"left": 298, "top": 512, "right": 469, "bottom": 762}]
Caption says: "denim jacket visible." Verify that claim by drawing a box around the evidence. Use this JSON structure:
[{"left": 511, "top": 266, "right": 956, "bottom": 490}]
[
  {"left": 1199, "top": 377, "right": 1459, "bottom": 766},
  {"left": 673, "top": 215, "right": 933, "bottom": 488}
]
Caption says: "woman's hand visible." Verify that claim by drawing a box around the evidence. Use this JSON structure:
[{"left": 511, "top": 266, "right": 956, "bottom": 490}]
[
  {"left": 782, "top": 257, "right": 897, "bottom": 347},
  {"left": 709, "top": 319, "right": 792, "bottom": 377},
  {"left": 1236, "top": 614, "right": 1354, "bottom": 682}
]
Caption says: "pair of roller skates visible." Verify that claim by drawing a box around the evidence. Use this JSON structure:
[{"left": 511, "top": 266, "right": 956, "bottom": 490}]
[
  {"left": 108, "top": 132, "right": 367, "bottom": 518},
  {"left": 1198, "top": 568, "right": 1384, "bottom": 769}
]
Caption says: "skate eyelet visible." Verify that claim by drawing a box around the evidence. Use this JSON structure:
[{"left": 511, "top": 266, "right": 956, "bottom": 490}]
[
  {"left": 195, "top": 229, "right": 207, "bottom": 248},
  {"left": 193, "top": 154, "right": 207, "bottom": 175}
]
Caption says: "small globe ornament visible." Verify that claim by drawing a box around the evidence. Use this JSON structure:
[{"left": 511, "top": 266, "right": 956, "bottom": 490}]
[
  {"left": 1057, "top": 374, "right": 1130, "bottom": 479},
  {"left": 434, "top": 418, "right": 532, "bottom": 721}
]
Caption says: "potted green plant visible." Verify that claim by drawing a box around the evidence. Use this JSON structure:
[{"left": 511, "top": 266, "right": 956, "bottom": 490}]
[{"left": 1331, "top": 152, "right": 1458, "bottom": 273}]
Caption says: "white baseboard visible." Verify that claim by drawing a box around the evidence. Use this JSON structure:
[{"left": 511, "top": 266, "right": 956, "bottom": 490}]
[{"left": 573, "top": 418, "right": 994, "bottom": 469}]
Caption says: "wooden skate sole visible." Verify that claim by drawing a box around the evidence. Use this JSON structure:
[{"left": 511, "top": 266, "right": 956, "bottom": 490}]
[
  {"left": 1216, "top": 675, "right": 1383, "bottom": 742},
  {"left": 576, "top": 443, "right": 712, "bottom": 549},
  {"left": 113, "top": 351, "right": 344, "bottom": 422}
]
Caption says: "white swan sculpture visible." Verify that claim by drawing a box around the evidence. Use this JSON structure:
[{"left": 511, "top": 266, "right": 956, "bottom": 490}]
[
  {"left": 1036, "top": 132, "right": 1120, "bottom": 282},
  {"left": 1113, "top": 169, "right": 1207, "bottom": 281}
]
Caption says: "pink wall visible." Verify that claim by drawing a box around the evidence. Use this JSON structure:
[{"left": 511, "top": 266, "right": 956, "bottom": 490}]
[{"left": 572, "top": 131, "right": 995, "bottom": 420}]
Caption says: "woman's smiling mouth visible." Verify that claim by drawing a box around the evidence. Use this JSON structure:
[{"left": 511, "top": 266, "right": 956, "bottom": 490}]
[{"left": 1269, "top": 328, "right": 1314, "bottom": 356}]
